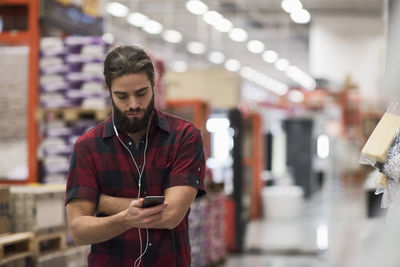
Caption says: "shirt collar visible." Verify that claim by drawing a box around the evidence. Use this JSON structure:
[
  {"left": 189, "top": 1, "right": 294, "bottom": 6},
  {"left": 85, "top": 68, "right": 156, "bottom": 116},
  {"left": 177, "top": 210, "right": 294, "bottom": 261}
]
[{"left": 102, "top": 108, "right": 170, "bottom": 138}]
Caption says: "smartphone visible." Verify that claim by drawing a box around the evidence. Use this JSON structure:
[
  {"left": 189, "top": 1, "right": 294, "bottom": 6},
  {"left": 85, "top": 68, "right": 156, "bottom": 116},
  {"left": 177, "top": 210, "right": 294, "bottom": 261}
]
[{"left": 142, "top": 196, "right": 165, "bottom": 208}]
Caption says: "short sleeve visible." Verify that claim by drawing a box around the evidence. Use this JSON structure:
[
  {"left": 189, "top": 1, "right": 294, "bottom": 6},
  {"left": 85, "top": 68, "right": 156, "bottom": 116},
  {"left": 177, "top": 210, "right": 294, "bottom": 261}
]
[
  {"left": 65, "top": 139, "right": 100, "bottom": 205},
  {"left": 166, "top": 127, "right": 207, "bottom": 198}
]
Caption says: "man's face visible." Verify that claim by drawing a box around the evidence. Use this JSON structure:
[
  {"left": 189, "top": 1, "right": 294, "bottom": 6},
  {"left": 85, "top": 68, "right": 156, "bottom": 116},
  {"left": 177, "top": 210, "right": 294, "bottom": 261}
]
[{"left": 110, "top": 72, "right": 155, "bottom": 134}]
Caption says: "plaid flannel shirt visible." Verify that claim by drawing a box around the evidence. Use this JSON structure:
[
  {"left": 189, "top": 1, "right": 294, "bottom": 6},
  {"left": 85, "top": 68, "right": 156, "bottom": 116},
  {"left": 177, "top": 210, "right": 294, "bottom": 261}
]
[{"left": 65, "top": 109, "right": 207, "bottom": 267}]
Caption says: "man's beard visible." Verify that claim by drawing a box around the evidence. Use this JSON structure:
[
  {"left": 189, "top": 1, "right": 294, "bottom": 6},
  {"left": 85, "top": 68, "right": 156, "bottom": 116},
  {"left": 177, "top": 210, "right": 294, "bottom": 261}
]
[{"left": 112, "top": 95, "right": 154, "bottom": 134}]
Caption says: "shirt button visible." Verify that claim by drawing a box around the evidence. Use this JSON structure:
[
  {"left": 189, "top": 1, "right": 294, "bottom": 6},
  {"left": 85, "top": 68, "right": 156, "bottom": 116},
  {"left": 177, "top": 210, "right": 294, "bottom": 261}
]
[
  {"left": 196, "top": 180, "right": 200, "bottom": 184},
  {"left": 198, "top": 168, "right": 201, "bottom": 171},
  {"left": 128, "top": 141, "right": 132, "bottom": 145},
  {"left": 149, "top": 243, "right": 152, "bottom": 246},
  {"left": 139, "top": 165, "right": 142, "bottom": 169}
]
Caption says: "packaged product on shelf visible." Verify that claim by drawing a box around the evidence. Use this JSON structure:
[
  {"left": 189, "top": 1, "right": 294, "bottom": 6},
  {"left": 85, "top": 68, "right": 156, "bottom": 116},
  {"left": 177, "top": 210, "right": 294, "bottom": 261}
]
[
  {"left": 360, "top": 101, "right": 400, "bottom": 207},
  {"left": 10, "top": 184, "right": 66, "bottom": 234},
  {"left": 38, "top": 36, "right": 110, "bottom": 183}
]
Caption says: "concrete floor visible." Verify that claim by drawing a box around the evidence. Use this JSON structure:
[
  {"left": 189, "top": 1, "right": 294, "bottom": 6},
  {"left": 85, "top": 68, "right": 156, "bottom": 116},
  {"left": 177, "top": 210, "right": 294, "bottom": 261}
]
[{"left": 222, "top": 176, "right": 395, "bottom": 267}]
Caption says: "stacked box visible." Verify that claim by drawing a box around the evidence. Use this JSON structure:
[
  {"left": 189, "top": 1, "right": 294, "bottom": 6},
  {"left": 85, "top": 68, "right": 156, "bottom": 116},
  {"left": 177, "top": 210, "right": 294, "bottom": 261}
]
[
  {"left": 40, "top": 119, "right": 97, "bottom": 184},
  {"left": 28, "top": 245, "right": 89, "bottom": 267},
  {"left": 64, "top": 36, "right": 109, "bottom": 110},
  {"left": 0, "top": 186, "right": 10, "bottom": 234},
  {"left": 39, "top": 37, "right": 70, "bottom": 108},
  {"left": 39, "top": 36, "right": 109, "bottom": 183},
  {"left": 39, "top": 36, "right": 109, "bottom": 109},
  {"left": 10, "top": 185, "right": 66, "bottom": 234}
]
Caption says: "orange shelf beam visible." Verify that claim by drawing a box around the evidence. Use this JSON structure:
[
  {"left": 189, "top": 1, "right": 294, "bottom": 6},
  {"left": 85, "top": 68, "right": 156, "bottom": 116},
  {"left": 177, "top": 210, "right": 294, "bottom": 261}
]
[{"left": 249, "top": 113, "right": 264, "bottom": 219}]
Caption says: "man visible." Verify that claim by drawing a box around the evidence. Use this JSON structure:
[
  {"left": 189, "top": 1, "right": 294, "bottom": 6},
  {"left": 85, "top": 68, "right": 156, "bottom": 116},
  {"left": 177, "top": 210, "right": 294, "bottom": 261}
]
[{"left": 65, "top": 45, "right": 207, "bottom": 267}]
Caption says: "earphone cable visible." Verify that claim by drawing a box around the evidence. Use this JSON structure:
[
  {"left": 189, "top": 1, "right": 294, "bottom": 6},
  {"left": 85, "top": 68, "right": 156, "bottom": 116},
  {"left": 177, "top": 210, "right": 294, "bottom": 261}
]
[{"left": 112, "top": 112, "right": 152, "bottom": 267}]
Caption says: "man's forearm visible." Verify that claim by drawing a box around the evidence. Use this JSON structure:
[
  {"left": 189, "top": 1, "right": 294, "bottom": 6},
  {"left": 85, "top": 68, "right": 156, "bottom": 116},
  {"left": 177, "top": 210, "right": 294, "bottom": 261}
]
[
  {"left": 97, "top": 194, "right": 133, "bottom": 215},
  {"left": 69, "top": 211, "right": 128, "bottom": 245}
]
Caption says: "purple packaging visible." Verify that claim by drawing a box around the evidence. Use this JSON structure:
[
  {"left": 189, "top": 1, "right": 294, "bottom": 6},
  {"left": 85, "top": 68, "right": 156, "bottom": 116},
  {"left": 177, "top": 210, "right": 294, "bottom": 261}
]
[
  {"left": 40, "top": 64, "right": 70, "bottom": 75},
  {"left": 64, "top": 36, "right": 104, "bottom": 46},
  {"left": 66, "top": 72, "right": 103, "bottom": 82},
  {"left": 40, "top": 81, "right": 69, "bottom": 93}
]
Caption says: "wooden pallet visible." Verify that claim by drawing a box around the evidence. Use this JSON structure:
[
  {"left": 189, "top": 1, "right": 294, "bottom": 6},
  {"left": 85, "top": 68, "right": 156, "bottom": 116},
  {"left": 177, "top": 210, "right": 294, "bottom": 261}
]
[
  {"left": 36, "top": 108, "right": 110, "bottom": 122},
  {"left": 0, "top": 232, "right": 34, "bottom": 264},
  {"left": 32, "top": 232, "right": 67, "bottom": 256}
]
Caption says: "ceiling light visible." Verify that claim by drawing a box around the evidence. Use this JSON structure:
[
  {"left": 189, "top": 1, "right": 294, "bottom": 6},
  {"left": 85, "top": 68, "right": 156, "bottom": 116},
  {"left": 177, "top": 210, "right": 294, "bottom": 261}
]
[
  {"left": 106, "top": 2, "right": 129, "bottom": 17},
  {"left": 208, "top": 51, "right": 225, "bottom": 64},
  {"left": 102, "top": 33, "right": 114, "bottom": 44},
  {"left": 162, "top": 29, "right": 183, "bottom": 43},
  {"left": 288, "top": 90, "right": 305, "bottom": 103},
  {"left": 281, "top": 0, "right": 303, "bottom": 14},
  {"left": 275, "top": 58, "right": 290, "bottom": 71},
  {"left": 275, "top": 85, "right": 289, "bottom": 95},
  {"left": 286, "top": 65, "right": 301, "bottom": 78},
  {"left": 290, "top": 9, "right": 311, "bottom": 24},
  {"left": 240, "top": 66, "right": 256, "bottom": 79},
  {"left": 214, "top": 18, "right": 233, "bottom": 32},
  {"left": 224, "top": 59, "right": 241, "bottom": 72},
  {"left": 142, "top": 20, "right": 163, "bottom": 34},
  {"left": 186, "top": 0, "right": 208, "bottom": 15},
  {"left": 229, "top": 28, "right": 248, "bottom": 42},
  {"left": 262, "top": 50, "right": 279, "bottom": 63},
  {"left": 171, "top": 60, "right": 188, "bottom": 72},
  {"left": 247, "top": 40, "right": 265, "bottom": 54},
  {"left": 186, "top": 41, "right": 206, "bottom": 54},
  {"left": 203, "top": 11, "right": 223, "bottom": 26},
  {"left": 127, "top": 12, "right": 149, "bottom": 27}
]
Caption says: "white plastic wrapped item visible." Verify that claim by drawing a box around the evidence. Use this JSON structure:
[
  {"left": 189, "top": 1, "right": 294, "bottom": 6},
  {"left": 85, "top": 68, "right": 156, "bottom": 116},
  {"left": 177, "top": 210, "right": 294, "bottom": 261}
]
[
  {"left": 360, "top": 101, "right": 400, "bottom": 167},
  {"left": 377, "top": 132, "right": 400, "bottom": 207},
  {"left": 360, "top": 101, "right": 400, "bottom": 208}
]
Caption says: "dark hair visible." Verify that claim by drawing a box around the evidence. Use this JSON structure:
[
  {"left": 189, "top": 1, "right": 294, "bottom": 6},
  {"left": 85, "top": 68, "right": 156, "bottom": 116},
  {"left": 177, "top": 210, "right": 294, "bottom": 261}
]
[{"left": 103, "top": 45, "right": 155, "bottom": 89}]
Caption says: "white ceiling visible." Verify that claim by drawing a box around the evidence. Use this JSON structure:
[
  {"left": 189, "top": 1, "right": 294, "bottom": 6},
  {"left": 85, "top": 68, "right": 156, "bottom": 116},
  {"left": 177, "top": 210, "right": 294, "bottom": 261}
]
[{"left": 104, "top": 0, "right": 384, "bottom": 88}]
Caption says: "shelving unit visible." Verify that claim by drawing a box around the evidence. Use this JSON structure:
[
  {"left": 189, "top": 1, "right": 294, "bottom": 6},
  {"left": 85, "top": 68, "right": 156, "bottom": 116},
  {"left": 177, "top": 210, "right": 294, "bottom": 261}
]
[
  {"left": 165, "top": 99, "right": 211, "bottom": 158},
  {"left": 243, "top": 113, "right": 264, "bottom": 219},
  {"left": 0, "top": 0, "right": 40, "bottom": 184}
]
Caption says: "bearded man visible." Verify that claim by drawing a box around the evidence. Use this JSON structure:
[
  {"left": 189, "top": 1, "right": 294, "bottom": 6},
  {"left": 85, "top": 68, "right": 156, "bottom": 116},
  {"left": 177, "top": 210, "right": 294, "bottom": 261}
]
[{"left": 65, "top": 45, "right": 206, "bottom": 267}]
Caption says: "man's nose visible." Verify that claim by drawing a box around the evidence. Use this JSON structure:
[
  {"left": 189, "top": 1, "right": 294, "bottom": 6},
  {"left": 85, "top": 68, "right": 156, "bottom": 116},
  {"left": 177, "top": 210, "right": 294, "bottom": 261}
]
[{"left": 128, "top": 96, "right": 140, "bottom": 110}]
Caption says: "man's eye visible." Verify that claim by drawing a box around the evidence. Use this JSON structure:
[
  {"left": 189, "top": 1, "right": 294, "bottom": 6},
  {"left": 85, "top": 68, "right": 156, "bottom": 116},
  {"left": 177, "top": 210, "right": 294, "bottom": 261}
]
[{"left": 117, "top": 95, "right": 127, "bottom": 99}]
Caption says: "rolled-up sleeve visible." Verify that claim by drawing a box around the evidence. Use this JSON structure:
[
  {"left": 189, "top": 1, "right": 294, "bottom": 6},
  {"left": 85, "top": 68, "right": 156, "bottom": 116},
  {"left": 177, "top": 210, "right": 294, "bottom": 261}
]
[
  {"left": 65, "top": 140, "right": 100, "bottom": 205},
  {"left": 166, "top": 127, "right": 207, "bottom": 198}
]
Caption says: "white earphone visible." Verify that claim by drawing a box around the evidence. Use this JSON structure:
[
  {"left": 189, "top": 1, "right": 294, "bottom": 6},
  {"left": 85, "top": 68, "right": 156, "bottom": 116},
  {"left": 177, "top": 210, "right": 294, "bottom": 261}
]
[{"left": 112, "top": 109, "right": 151, "bottom": 267}]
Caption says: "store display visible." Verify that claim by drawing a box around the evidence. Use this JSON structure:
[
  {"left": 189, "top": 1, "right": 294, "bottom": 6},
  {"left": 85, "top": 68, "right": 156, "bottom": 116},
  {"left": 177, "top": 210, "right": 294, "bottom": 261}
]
[{"left": 38, "top": 36, "right": 109, "bottom": 183}]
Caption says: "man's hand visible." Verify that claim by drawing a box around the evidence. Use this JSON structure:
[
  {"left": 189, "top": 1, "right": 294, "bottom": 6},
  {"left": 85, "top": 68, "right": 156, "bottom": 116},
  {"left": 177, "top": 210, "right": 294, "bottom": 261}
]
[{"left": 121, "top": 198, "right": 168, "bottom": 229}]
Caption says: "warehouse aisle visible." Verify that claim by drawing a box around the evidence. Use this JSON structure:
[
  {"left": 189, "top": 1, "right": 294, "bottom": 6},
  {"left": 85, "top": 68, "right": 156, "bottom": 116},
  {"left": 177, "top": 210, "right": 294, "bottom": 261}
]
[{"left": 223, "top": 176, "right": 388, "bottom": 267}]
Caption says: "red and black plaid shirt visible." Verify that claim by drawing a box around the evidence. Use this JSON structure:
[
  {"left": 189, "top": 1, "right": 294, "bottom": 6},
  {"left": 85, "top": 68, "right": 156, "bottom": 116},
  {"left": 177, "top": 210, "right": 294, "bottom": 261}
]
[{"left": 65, "top": 109, "right": 207, "bottom": 267}]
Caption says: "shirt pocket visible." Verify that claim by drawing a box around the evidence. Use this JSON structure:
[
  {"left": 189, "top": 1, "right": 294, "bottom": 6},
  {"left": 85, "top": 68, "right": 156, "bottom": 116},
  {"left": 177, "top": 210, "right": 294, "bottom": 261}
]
[{"left": 146, "top": 153, "right": 172, "bottom": 194}]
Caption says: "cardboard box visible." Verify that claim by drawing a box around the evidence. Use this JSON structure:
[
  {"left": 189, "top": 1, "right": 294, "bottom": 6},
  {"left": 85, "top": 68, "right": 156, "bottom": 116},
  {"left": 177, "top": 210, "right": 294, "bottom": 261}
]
[
  {"left": 0, "top": 186, "right": 10, "bottom": 234},
  {"left": 10, "top": 185, "right": 66, "bottom": 234}
]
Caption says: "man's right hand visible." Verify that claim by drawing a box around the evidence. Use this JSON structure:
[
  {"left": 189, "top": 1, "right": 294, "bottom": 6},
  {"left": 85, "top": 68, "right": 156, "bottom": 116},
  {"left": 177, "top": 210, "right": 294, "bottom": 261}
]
[{"left": 122, "top": 198, "right": 168, "bottom": 229}]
